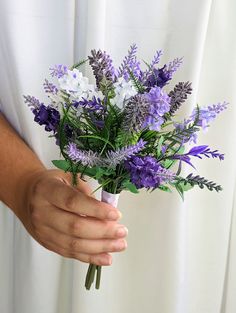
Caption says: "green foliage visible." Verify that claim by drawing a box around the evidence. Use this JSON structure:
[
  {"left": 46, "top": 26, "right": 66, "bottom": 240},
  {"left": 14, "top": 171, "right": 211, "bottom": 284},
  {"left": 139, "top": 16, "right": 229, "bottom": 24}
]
[
  {"left": 122, "top": 180, "right": 139, "bottom": 193},
  {"left": 175, "top": 174, "right": 222, "bottom": 192},
  {"left": 52, "top": 160, "right": 71, "bottom": 172},
  {"left": 70, "top": 59, "right": 88, "bottom": 70},
  {"left": 94, "top": 167, "right": 114, "bottom": 181},
  {"left": 157, "top": 185, "right": 172, "bottom": 193},
  {"left": 128, "top": 68, "right": 145, "bottom": 93},
  {"left": 156, "top": 135, "right": 165, "bottom": 157}
]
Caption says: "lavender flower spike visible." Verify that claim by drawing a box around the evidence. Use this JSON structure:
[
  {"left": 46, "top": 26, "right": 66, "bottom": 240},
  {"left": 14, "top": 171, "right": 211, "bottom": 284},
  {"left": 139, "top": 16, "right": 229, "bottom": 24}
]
[
  {"left": 24, "top": 95, "right": 42, "bottom": 110},
  {"left": 118, "top": 44, "right": 141, "bottom": 80},
  {"left": 43, "top": 79, "right": 58, "bottom": 95},
  {"left": 104, "top": 139, "right": 146, "bottom": 167},
  {"left": 189, "top": 101, "right": 228, "bottom": 130},
  {"left": 125, "top": 156, "right": 175, "bottom": 189},
  {"left": 187, "top": 145, "right": 225, "bottom": 160},
  {"left": 164, "top": 57, "right": 183, "bottom": 77},
  {"left": 88, "top": 49, "right": 117, "bottom": 88},
  {"left": 50, "top": 64, "right": 68, "bottom": 78},
  {"left": 122, "top": 94, "right": 150, "bottom": 133},
  {"left": 150, "top": 50, "right": 163, "bottom": 68},
  {"left": 66, "top": 143, "right": 101, "bottom": 167}
]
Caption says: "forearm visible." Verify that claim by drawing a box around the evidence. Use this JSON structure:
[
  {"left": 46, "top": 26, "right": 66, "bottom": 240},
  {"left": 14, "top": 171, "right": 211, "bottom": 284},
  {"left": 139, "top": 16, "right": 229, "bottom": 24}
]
[{"left": 0, "top": 113, "right": 46, "bottom": 215}]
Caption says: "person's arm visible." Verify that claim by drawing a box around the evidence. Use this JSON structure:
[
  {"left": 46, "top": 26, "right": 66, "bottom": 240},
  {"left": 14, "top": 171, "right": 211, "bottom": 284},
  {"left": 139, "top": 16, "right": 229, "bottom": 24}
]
[
  {"left": 0, "top": 113, "right": 46, "bottom": 212},
  {"left": 0, "top": 113, "right": 128, "bottom": 265}
]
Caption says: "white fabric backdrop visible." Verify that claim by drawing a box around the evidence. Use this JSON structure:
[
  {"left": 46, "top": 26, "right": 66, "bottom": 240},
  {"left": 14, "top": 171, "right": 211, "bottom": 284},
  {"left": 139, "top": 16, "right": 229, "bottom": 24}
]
[{"left": 0, "top": 0, "right": 235, "bottom": 312}]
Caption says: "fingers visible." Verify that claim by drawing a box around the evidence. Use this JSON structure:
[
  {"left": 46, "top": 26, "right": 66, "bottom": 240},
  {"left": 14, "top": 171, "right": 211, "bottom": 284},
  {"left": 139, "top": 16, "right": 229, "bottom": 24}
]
[
  {"left": 39, "top": 225, "right": 127, "bottom": 255},
  {"left": 38, "top": 177, "right": 122, "bottom": 220},
  {"left": 32, "top": 203, "right": 128, "bottom": 240},
  {"left": 41, "top": 240, "right": 113, "bottom": 266}
]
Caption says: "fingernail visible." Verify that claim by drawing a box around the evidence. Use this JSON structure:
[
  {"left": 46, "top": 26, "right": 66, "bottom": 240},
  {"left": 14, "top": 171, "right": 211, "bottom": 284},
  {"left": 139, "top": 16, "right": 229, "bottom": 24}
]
[
  {"left": 116, "top": 226, "right": 128, "bottom": 237},
  {"left": 115, "top": 239, "right": 127, "bottom": 250},
  {"left": 107, "top": 210, "right": 122, "bottom": 220},
  {"left": 100, "top": 255, "right": 112, "bottom": 265}
]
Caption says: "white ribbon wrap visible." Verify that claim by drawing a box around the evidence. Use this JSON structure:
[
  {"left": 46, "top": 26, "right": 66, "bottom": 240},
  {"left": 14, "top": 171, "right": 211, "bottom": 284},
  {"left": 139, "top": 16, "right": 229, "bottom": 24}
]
[{"left": 101, "top": 190, "right": 120, "bottom": 208}]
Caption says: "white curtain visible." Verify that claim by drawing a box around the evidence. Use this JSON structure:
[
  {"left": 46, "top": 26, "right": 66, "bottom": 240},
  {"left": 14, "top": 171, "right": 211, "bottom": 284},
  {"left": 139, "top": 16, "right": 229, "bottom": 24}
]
[{"left": 0, "top": 0, "right": 235, "bottom": 312}]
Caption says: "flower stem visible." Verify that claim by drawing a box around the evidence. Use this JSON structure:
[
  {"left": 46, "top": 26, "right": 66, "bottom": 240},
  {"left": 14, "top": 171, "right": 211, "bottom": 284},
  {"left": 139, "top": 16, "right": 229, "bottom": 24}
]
[
  {"left": 85, "top": 264, "right": 97, "bottom": 290},
  {"left": 95, "top": 266, "right": 102, "bottom": 289}
]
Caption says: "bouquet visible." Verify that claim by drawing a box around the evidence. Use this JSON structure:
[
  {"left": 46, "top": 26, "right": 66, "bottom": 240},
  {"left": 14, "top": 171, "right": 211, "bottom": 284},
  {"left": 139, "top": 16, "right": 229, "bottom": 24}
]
[{"left": 24, "top": 44, "right": 227, "bottom": 290}]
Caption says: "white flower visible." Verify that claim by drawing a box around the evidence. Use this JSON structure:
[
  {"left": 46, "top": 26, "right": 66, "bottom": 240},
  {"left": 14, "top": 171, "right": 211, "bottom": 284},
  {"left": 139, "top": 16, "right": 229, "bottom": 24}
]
[
  {"left": 58, "top": 69, "right": 103, "bottom": 102},
  {"left": 110, "top": 77, "right": 137, "bottom": 109}
]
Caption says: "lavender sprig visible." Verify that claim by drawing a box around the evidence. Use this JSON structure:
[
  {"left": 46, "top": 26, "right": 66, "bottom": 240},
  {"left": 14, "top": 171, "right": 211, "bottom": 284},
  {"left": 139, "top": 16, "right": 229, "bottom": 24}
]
[
  {"left": 169, "top": 145, "right": 224, "bottom": 170},
  {"left": 150, "top": 50, "right": 163, "bottom": 68},
  {"left": 125, "top": 156, "right": 176, "bottom": 189},
  {"left": 24, "top": 95, "right": 42, "bottom": 110},
  {"left": 177, "top": 173, "right": 222, "bottom": 192},
  {"left": 118, "top": 44, "right": 141, "bottom": 80},
  {"left": 66, "top": 140, "right": 146, "bottom": 168},
  {"left": 189, "top": 101, "right": 228, "bottom": 130},
  {"left": 186, "top": 145, "right": 224, "bottom": 160},
  {"left": 88, "top": 49, "right": 116, "bottom": 88},
  {"left": 43, "top": 79, "right": 58, "bottom": 95},
  {"left": 73, "top": 96, "right": 104, "bottom": 113},
  {"left": 49, "top": 64, "right": 68, "bottom": 78},
  {"left": 66, "top": 143, "right": 101, "bottom": 167},
  {"left": 164, "top": 57, "right": 183, "bottom": 77},
  {"left": 168, "top": 81, "right": 192, "bottom": 116},
  {"left": 104, "top": 139, "right": 146, "bottom": 167},
  {"left": 122, "top": 94, "right": 150, "bottom": 133}
]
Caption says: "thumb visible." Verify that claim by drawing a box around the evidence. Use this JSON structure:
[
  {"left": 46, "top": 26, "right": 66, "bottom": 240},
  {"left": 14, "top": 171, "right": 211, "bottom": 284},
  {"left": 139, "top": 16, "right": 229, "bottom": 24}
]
[{"left": 59, "top": 172, "right": 93, "bottom": 197}]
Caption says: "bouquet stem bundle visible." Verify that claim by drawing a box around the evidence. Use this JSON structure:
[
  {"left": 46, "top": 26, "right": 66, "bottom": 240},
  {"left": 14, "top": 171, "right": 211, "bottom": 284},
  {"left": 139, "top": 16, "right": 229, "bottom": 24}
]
[{"left": 85, "top": 190, "right": 120, "bottom": 290}]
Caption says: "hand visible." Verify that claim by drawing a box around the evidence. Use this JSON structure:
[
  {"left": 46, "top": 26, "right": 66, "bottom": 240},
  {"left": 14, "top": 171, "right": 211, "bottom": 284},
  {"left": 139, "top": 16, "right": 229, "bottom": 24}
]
[{"left": 16, "top": 169, "right": 128, "bottom": 266}]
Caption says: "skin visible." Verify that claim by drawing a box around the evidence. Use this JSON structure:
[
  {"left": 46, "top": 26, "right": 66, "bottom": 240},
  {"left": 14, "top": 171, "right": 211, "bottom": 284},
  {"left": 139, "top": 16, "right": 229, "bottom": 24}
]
[{"left": 0, "top": 113, "right": 128, "bottom": 266}]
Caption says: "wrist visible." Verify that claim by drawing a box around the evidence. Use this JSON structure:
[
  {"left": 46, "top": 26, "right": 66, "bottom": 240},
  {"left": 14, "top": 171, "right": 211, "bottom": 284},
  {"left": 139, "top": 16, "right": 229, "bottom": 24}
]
[{"left": 13, "top": 166, "right": 47, "bottom": 222}]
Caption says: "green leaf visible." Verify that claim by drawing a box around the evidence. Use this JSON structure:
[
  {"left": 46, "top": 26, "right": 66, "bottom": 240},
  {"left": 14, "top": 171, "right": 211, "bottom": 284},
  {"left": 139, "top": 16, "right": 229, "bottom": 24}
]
[
  {"left": 162, "top": 159, "right": 176, "bottom": 168},
  {"left": 52, "top": 160, "right": 71, "bottom": 172},
  {"left": 158, "top": 185, "right": 172, "bottom": 193},
  {"left": 128, "top": 68, "right": 146, "bottom": 93},
  {"left": 79, "top": 167, "right": 97, "bottom": 178},
  {"left": 178, "top": 181, "right": 194, "bottom": 192},
  {"left": 77, "top": 135, "right": 115, "bottom": 150},
  {"left": 94, "top": 167, "right": 114, "bottom": 180},
  {"left": 157, "top": 135, "right": 165, "bottom": 157},
  {"left": 122, "top": 181, "right": 139, "bottom": 194},
  {"left": 70, "top": 59, "right": 88, "bottom": 70},
  {"left": 170, "top": 182, "right": 185, "bottom": 200}
]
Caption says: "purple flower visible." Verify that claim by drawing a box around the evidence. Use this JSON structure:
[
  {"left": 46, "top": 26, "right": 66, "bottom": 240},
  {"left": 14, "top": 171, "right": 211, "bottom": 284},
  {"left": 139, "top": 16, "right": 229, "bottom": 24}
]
[
  {"left": 104, "top": 139, "right": 146, "bottom": 167},
  {"left": 168, "top": 81, "right": 192, "bottom": 115},
  {"left": 32, "top": 104, "right": 60, "bottom": 133},
  {"left": 174, "top": 120, "right": 198, "bottom": 144},
  {"left": 143, "top": 87, "right": 171, "bottom": 130},
  {"left": 163, "top": 57, "right": 183, "bottom": 77},
  {"left": 89, "top": 114, "right": 105, "bottom": 129},
  {"left": 43, "top": 79, "right": 58, "bottom": 94},
  {"left": 170, "top": 145, "right": 224, "bottom": 169},
  {"left": 118, "top": 44, "right": 142, "bottom": 81},
  {"left": 24, "top": 95, "right": 42, "bottom": 110},
  {"left": 125, "top": 156, "right": 175, "bottom": 189},
  {"left": 88, "top": 49, "right": 117, "bottom": 87},
  {"left": 66, "top": 143, "right": 101, "bottom": 167},
  {"left": 122, "top": 94, "right": 150, "bottom": 132},
  {"left": 64, "top": 123, "right": 73, "bottom": 138},
  {"left": 73, "top": 96, "right": 104, "bottom": 113},
  {"left": 170, "top": 154, "right": 196, "bottom": 169},
  {"left": 144, "top": 66, "right": 172, "bottom": 89},
  {"left": 187, "top": 145, "right": 224, "bottom": 160},
  {"left": 49, "top": 64, "right": 68, "bottom": 78},
  {"left": 189, "top": 101, "right": 228, "bottom": 130},
  {"left": 150, "top": 50, "right": 163, "bottom": 68}
]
